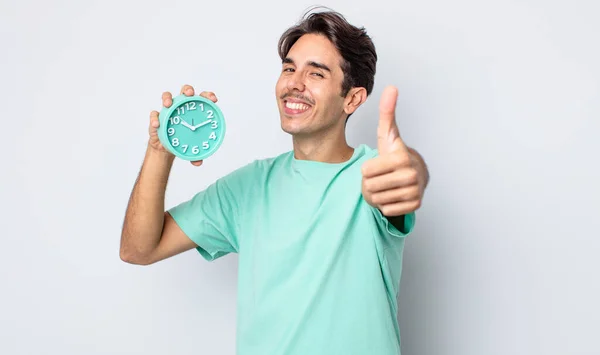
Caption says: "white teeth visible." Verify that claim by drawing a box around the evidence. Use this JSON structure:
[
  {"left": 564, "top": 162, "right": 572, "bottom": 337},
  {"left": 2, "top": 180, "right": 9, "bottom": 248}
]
[{"left": 285, "top": 101, "right": 309, "bottom": 111}]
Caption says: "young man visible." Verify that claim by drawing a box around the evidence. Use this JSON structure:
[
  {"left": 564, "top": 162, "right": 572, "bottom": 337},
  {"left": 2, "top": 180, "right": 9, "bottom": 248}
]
[{"left": 120, "top": 9, "right": 429, "bottom": 355}]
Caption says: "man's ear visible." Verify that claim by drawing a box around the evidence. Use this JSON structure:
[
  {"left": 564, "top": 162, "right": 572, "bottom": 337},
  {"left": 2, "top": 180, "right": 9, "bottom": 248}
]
[{"left": 343, "top": 87, "right": 368, "bottom": 115}]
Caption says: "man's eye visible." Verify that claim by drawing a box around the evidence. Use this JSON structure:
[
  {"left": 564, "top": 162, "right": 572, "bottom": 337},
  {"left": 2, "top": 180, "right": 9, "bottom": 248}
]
[
  {"left": 312, "top": 73, "right": 324, "bottom": 77},
  {"left": 283, "top": 68, "right": 294, "bottom": 72}
]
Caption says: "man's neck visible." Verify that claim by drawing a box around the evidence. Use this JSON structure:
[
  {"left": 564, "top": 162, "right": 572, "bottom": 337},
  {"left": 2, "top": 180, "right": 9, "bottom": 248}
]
[{"left": 291, "top": 130, "right": 354, "bottom": 163}]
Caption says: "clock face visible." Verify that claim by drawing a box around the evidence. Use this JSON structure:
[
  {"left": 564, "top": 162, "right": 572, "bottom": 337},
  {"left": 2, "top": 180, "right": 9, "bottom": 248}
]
[{"left": 162, "top": 97, "right": 225, "bottom": 160}]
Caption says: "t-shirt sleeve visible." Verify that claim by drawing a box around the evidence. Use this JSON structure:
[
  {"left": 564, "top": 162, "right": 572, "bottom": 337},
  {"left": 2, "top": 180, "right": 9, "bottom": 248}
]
[
  {"left": 370, "top": 206, "right": 416, "bottom": 238},
  {"left": 167, "top": 176, "right": 241, "bottom": 261}
]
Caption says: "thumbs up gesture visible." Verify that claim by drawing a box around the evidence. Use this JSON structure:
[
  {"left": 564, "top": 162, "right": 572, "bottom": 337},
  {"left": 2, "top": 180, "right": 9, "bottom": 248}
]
[{"left": 361, "top": 86, "right": 426, "bottom": 217}]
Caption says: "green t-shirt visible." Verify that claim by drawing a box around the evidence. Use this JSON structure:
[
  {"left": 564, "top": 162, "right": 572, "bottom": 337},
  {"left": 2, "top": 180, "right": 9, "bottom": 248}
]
[{"left": 168, "top": 144, "right": 416, "bottom": 355}]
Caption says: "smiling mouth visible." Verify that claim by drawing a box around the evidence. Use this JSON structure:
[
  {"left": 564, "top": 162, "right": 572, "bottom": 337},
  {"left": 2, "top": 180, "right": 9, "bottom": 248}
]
[
  {"left": 286, "top": 101, "right": 310, "bottom": 110},
  {"left": 283, "top": 100, "right": 312, "bottom": 115}
]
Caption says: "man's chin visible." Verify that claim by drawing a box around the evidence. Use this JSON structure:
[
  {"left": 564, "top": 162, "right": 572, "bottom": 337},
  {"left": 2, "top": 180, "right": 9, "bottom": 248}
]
[
  {"left": 278, "top": 110, "right": 318, "bottom": 136},
  {"left": 280, "top": 121, "right": 311, "bottom": 136},
  {"left": 280, "top": 123, "right": 300, "bottom": 135}
]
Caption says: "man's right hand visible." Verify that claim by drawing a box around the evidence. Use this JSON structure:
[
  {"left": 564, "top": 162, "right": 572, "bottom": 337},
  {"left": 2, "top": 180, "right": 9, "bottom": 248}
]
[{"left": 148, "top": 84, "right": 219, "bottom": 167}]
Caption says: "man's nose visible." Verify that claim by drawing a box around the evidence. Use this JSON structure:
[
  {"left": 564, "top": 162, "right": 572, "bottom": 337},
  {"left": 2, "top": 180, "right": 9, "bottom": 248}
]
[{"left": 286, "top": 71, "right": 305, "bottom": 92}]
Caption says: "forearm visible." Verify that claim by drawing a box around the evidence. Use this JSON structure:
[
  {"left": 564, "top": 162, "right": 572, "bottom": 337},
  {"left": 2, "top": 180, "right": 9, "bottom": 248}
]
[{"left": 120, "top": 146, "right": 175, "bottom": 262}]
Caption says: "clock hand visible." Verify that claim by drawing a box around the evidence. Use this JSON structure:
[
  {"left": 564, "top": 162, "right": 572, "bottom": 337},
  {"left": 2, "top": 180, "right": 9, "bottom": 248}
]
[
  {"left": 180, "top": 120, "right": 195, "bottom": 130},
  {"left": 193, "top": 119, "right": 212, "bottom": 129}
]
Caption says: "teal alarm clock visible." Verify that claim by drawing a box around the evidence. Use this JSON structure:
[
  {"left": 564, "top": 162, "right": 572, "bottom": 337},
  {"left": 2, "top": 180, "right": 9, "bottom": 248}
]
[{"left": 158, "top": 94, "right": 226, "bottom": 161}]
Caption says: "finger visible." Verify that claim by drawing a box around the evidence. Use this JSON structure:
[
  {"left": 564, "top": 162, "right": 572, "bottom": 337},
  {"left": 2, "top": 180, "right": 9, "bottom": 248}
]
[
  {"left": 362, "top": 168, "right": 418, "bottom": 193},
  {"left": 149, "top": 110, "right": 159, "bottom": 129},
  {"left": 370, "top": 186, "right": 420, "bottom": 206},
  {"left": 378, "top": 86, "right": 398, "bottom": 132},
  {"left": 377, "top": 85, "right": 407, "bottom": 154},
  {"left": 190, "top": 160, "right": 203, "bottom": 167},
  {"left": 379, "top": 200, "right": 421, "bottom": 217},
  {"left": 199, "top": 91, "right": 218, "bottom": 103},
  {"left": 162, "top": 92, "right": 173, "bottom": 108},
  {"left": 361, "top": 152, "right": 411, "bottom": 178},
  {"left": 180, "top": 84, "right": 195, "bottom": 96},
  {"left": 377, "top": 85, "right": 399, "bottom": 153}
]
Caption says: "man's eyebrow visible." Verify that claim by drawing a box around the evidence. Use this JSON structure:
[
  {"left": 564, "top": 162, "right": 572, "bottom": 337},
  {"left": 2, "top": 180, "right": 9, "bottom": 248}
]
[
  {"left": 282, "top": 57, "right": 331, "bottom": 72},
  {"left": 308, "top": 61, "right": 331, "bottom": 72}
]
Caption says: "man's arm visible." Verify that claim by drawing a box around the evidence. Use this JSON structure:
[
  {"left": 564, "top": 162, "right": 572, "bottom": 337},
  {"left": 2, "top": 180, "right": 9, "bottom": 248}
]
[
  {"left": 120, "top": 85, "right": 211, "bottom": 265},
  {"left": 362, "top": 86, "right": 428, "bottom": 226},
  {"left": 120, "top": 146, "right": 197, "bottom": 265}
]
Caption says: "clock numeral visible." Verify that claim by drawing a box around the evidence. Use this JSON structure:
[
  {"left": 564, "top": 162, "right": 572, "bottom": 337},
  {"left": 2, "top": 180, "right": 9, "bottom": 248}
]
[
  {"left": 170, "top": 116, "right": 181, "bottom": 125},
  {"left": 177, "top": 107, "right": 184, "bottom": 115},
  {"left": 185, "top": 102, "right": 196, "bottom": 111},
  {"left": 202, "top": 141, "right": 209, "bottom": 150},
  {"left": 199, "top": 103, "right": 204, "bottom": 111},
  {"left": 192, "top": 146, "right": 199, "bottom": 154},
  {"left": 211, "top": 120, "right": 218, "bottom": 129},
  {"left": 209, "top": 132, "right": 217, "bottom": 140},
  {"left": 168, "top": 128, "right": 175, "bottom": 136},
  {"left": 207, "top": 110, "right": 214, "bottom": 119},
  {"left": 181, "top": 144, "right": 188, "bottom": 153},
  {"left": 171, "top": 138, "right": 180, "bottom": 146}
]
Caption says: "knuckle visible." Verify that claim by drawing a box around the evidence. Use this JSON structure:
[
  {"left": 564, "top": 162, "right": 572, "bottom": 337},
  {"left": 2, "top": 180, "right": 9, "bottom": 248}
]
[
  {"left": 371, "top": 194, "right": 381, "bottom": 205},
  {"left": 413, "top": 185, "right": 422, "bottom": 197},
  {"left": 395, "top": 189, "right": 407, "bottom": 201},
  {"left": 361, "top": 162, "right": 372, "bottom": 176},
  {"left": 363, "top": 182, "right": 371, "bottom": 192},
  {"left": 413, "top": 199, "right": 422, "bottom": 210},
  {"left": 361, "top": 178, "right": 369, "bottom": 189},
  {"left": 381, "top": 205, "right": 393, "bottom": 216},
  {"left": 404, "top": 186, "right": 417, "bottom": 200},
  {"left": 406, "top": 169, "right": 418, "bottom": 183}
]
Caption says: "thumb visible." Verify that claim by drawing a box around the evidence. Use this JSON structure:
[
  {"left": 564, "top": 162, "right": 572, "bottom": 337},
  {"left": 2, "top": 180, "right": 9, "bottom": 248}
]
[{"left": 377, "top": 85, "right": 407, "bottom": 154}]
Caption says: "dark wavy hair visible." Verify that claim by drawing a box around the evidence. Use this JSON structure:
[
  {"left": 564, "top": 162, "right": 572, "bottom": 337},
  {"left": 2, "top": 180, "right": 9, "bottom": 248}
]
[{"left": 277, "top": 8, "right": 377, "bottom": 98}]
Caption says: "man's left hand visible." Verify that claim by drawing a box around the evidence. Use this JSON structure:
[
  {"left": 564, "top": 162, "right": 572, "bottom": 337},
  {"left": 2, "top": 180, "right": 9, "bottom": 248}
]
[{"left": 361, "top": 85, "right": 426, "bottom": 217}]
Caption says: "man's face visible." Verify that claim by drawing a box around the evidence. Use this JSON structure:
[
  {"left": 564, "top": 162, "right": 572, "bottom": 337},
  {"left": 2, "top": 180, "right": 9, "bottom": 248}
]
[{"left": 275, "top": 33, "right": 348, "bottom": 137}]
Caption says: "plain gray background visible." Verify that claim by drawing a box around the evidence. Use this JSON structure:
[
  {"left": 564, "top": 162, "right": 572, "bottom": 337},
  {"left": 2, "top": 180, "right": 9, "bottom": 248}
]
[{"left": 1, "top": 0, "right": 598, "bottom": 354}]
